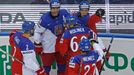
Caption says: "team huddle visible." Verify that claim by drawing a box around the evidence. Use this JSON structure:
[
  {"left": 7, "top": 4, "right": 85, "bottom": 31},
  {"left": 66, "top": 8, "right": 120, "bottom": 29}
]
[{"left": 9, "top": 0, "right": 108, "bottom": 75}]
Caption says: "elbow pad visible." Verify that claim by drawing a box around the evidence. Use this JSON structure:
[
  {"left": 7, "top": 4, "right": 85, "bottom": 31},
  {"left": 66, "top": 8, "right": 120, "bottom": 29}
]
[
  {"left": 22, "top": 51, "right": 40, "bottom": 71},
  {"left": 93, "top": 43, "right": 104, "bottom": 61}
]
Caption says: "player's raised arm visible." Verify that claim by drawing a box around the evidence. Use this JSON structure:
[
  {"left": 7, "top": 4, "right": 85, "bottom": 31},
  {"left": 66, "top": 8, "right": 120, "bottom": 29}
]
[{"left": 88, "top": 9, "right": 105, "bottom": 33}]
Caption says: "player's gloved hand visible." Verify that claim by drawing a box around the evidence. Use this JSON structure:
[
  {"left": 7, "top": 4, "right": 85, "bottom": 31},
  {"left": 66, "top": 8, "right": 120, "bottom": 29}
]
[
  {"left": 34, "top": 42, "right": 43, "bottom": 55},
  {"left": 103, "top": 49, "right": 110, "bottom": 61},
  {"left": 36, "top": 67, "right": 46, "bottom": 75},
  {"left": 96, "top": 9, "right": 105, "bottom": 17}
]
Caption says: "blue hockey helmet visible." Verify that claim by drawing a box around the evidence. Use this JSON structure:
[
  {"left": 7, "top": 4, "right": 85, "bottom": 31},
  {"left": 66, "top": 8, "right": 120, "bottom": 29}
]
[
  {"left": 64, "top": 16, "right": 79, "bottom": 29},
  {"left": 79, "top": 38, "right": 91, "bottom": 52},
  {"left": 65, "top": 16, "right": 78, "bottom": 24},
  {"left": 22, "top": 21, "right": 35, "bottom": 33},
  {"left": 79, "top": 1, "right": 90, "bottom": 10},
  {"left": 50, "top": 0, "right": 60, "bottom": 8}
]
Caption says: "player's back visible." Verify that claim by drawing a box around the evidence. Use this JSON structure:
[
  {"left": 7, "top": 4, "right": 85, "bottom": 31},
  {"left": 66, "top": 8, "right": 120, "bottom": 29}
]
[
  {"left": 13, "top": 32, "right": 35, "bottom": 51},
  {"left": 69, "top": 50, "right": 99, "bottom": 75},
  {"left": 78, "top": 50, "right": 99, "bottom": 75},
  {"left": 62, "top": 26, "right": 95, "bottom": 61}
]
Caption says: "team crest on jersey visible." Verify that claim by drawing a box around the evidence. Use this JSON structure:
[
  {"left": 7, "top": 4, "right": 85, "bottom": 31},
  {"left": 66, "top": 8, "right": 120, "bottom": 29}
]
[
  {"left": 69, "top": 57, "right": 76, "bottom": 68},
  {"left": 54, "top": 25, "right": 63, "bottom": 35}
]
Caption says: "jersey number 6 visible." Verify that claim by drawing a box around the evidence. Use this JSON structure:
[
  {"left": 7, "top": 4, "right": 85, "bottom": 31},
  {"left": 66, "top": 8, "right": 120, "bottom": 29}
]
[{"left": 70, "top": 36, "right": 87, "bottom": 52}]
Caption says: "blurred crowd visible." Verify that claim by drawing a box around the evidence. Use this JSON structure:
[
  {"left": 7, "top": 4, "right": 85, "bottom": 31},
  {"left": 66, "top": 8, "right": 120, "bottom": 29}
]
[
  {"left": 31, "top": 0, "right": 134, "bottom": 4},
  {"left": 0, "top": 0, "right": 134, "bottom": 4}
]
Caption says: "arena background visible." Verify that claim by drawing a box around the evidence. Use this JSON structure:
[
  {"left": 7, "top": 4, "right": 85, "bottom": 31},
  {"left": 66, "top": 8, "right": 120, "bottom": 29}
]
[{"left": 0, "top": 0, "right": 134, "bottom": 75}]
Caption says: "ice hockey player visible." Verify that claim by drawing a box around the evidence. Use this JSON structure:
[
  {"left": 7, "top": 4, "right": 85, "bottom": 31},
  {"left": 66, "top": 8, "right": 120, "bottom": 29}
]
[
  {"left": 34, "top": 0, "right": 70, "bottom": 75},
  {"left": 76, "top": 1, "right": 106, "bottom": 51},
  {"left": 75, "top": 1, "right": 105, "bottom": 33},
  {"left": 59, "top": 15, "right": 100, "bottom": 75},
  {"left": 68, "top": 38, "right": 103, "bottom": 75},
  {"left": 76, "top": 1, "right": 110, "bottom": 72},
  {"left": 9, "top": 21, "right": 46, "bottom": 75}
]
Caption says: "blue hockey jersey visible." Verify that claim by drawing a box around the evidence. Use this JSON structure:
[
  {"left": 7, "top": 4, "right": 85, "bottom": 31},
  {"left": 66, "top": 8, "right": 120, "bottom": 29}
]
[
  {"left": 59, "top": 26, "right": 97, "bottom": 61},
  {"left": 70, "top": 50, "right": 99, "bottom": 65},
  {"left": 13, "top": 32, "right": 35, "bottom": 51},
  {"left": 75, "top": 12, "right": 90, "bottom": 26},
  {"left": 40, "top": 9, "right": 70, "bottom": 36},
  {"left": 68, "top": 50, "right": 99, "bottom": 75}
]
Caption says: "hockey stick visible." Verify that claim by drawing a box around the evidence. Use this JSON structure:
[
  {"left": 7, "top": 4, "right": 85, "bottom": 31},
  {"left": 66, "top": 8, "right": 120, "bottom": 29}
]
[
  {"left": 78, "top": 58, "right": 83, "bottom": 75},
  {"left": 0, "top": 48, "right": 24, "bottom": 64},
  {"left": 99, "top": 37, "right": 114, "bottom": 75}
]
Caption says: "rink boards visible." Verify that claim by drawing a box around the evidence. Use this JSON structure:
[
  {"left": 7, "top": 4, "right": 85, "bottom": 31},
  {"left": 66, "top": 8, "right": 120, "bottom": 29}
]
[
  {"left": 0, "top": 33, "right": 134, "bottom": 75},
  {"left": 0, "top": 4, "right": 134, "bottom": 30}
]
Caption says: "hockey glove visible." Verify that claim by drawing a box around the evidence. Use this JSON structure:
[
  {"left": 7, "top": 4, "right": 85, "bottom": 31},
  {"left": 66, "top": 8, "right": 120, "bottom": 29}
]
[
  {"left": 96, "top": 9, "right": 105, "bottom": 17},
  {"left": 36, "top": 67, "right": 47, "bottom": 75},
  {"left": 103, "top": 49, "right": 110, "bottom": 61}
]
